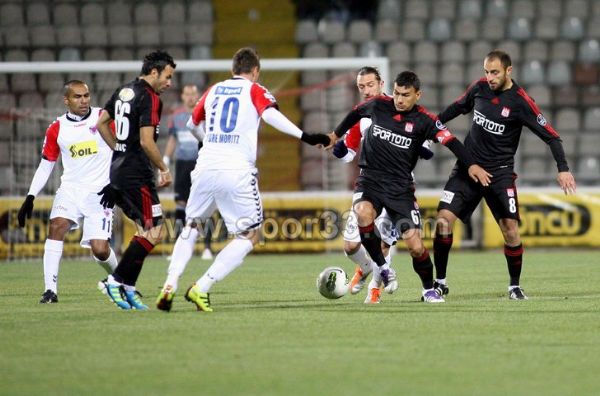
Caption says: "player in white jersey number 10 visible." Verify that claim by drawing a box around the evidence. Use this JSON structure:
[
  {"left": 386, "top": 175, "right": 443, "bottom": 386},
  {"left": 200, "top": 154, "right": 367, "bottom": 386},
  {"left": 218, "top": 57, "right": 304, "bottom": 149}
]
[
  {"left": 17, "top": 80, "right": 118, "bottom": 304},
  {"left": 156, "top": 47, "right": 331, "bottom": 312}
]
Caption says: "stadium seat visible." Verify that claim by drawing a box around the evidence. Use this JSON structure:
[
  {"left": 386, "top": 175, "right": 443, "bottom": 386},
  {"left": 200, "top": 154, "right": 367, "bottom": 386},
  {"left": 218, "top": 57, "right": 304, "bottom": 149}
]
[
  {"left": 481, "top": 18, "right": 505, "bottom": 41},
  {"left": 386, "top": 41, "right": 411, "bottom": 63},
  {"left": 109, "top": 26, "right": 134, "bottom": 47},
  {"left": 510, "top": 0, "right": 536, "bottom": 18},
  {"left": 534, "top": 18, "right": 559, "bottom": 40},
  {"left": 56, "top": 26, "right": 82, "bottom": 47},
  {"left": 0, "top": 75, "right": 9, "bottom": 92},
  {"left": 577, "top": 157, "right": 600, "bottom": 181},
  {"left": 587, "top": 17, "right": 600, "bottom": 39},
  {"left": 83, "top": 25, "right": 108, "bottom": 47},
  {"left": 161, "top": 1, "right": 186, "bottom": 24},
  {"left": 326, "top": 85, "right": 353, "bottom": 112},
  {"left": 440, "top": 84, "right": 464, "bottom": 106},
  {"left": 522, "top": 133, "right": 551, "bottom": 156},
  {"left": 58, "top": 48, "right": 81, "bottom": 62},
  {"left": 302, "top": 42, "right": 329, "bottom": 58},
  {"left": 578, "top": 132, "right": 600, "bottom": 155},
  {"left": 5, "top": 26, "right": 30, "bottom": 49},
  {"left": 107, "top": 1, "right": 132, "bottom": 25},
  {"left": 0, "top": 93, "right": 16, "bottom": 110},
  {"left": 574, "top": 63, "right": 599, "bottom": 85},
  {"left": 163, "top": 46, "right": 186, "bottom": 60},
  {"left": 440, "top": 42, "right": 466, "bottom": 63},
  {"left": 26, "top": 2, "right": 50, "bottom": 25},
  {"left": 416, "top": 64, "right": 438, "bottom": 86},
  {"left": 301, "top": 70, "right": 328, "bottom": 86},
  {"left": 440, "top": 63, "right": 465, "bottom": 85},
  {"left": 347, "top": 20, "right": 372, "bottom": 44},
  {"left": 405, "top": 0, "right": 428, "bottom": 19},
  {"left": 376, "top": 0, "right": 402, "bottom": 20},
  {"left": 521, "top": 60, "right": 546, "bottom": 85},
  {"left": 109, "top": 48, "right": 134, "bottom": 61},
  {"left": 580, "top": 86, "right": 600, "bottom": 106},
  {"left": 4, "top": 49, "right": 28, "bottom": 62},
  {"left": 300, "top": 90, "right": 325, "bottom": 111},
  {"left": 468, "top": 40, "right": 493, "bottom": 62},
  {"left": 496, "top": 40, "right": 521, "bottom": 62},
  {"left": 526, "top": 85, "right": 551, "bottom": 107},
  {"left": 10, "top": 75, "right": 37, "bottom": 93},
  {"left": 413, "top": 158, "right": 437, "bottom": 183},
  {"left": 592, "top": 1, "right": 600, "bottom": 16},
  {"left": 188, "top": 1, "right": 214, "bottom": 23},
  {"left": 374, "top": 19, "right": 398, "bottom": 43},
  {"left": 563, "top": 0, "right": 590, "bottom": 18},
  {"left": 161, "top": 24, "right": 186, "bottom": 46},
  {"left": 523, "top": 40, "right": 548, "bottom": 62},
  {"left": 507, "top": 18, "right": 532, "bottom": 41},
  {"left": 583, "top": 107, "right": 600, "bottom": 130},
  {"left": 303, "top": 111, "right": 329, "bottom": 132},
  {"left": 53, "top": 3, "right": 78, "bottom": 26},
  {"left": 414, "top": 42, "right": 438, "bottom": 63},
  {"left": 186, "top": 24, "right": 214, "bottom": 46},
  {"left": 459, "top": 0, "right": 483, "bottom": 18},
  {"left": 30, "top": 25, "right": 56, "bottom": 48},
  {"left": 134, "top": 2, "right": 159, "bottom": 24},
  {"left": 318, "top": 19, "right": 345, "bottom": 44},
  {"left": 95, "top": 73, "right": 122, "bottom": 91},
  {"left": 428, "top": 18, "right": 452, "bottom": 42},
  {"left": 547, "top": 61, "right": 571, "bottom": 86},
  {"left": 295, "top": 20, "right": 319, "bottom": 44},
  {"left": 358, "top": 41, "right": 383, "bottom": 57},
  {"left": 83, "top": 48, "right": 108, "bottom": 61},
  {"left": 0, "top": 3, "right": 24, "bottom": 27},
  {"left": 550, "top": 41, "right": 576, "bottom": 61},
  {"left": 454, "top": 19, "right": 479, "bottom": 41},
  {"left": 560, "top": 17, "right": 585, "bottom": 40},
  {"left": 31, "top": 49, "right": 55, "bottom": 62},
  {"left": 418, "top": 84, "right": 438, "bottom": 108},
  {"left": 521, "top": 158, "right": 547, "bottom": 181},
  {"left": 401, "top": 20, "right": 426, "bottom": 42},
  {"left": 485, "top": 0, "right": 508, "bottom": 18},
  {"left": 136, "top": 25, "right": 161, "bottom": 47},
  {"left": 554, "top": 108, "right": 581, "bottom": 132},
  {"left": 553, "top": 86, "right": 579, "bottom": 107},
  {"left": 466, "top": 61, "right": 485, "bottom": 82},
  {"left": 432, "top": 0, "right": 456, "bottom": 19},
  {"left": 536, "top": 0, "right": 561, "bottom": 18},
  {"left": 18, "top": 93, "right": 44, "bottom": 110},
  {"left": 81, "top": 3, "right": 105, "bottom": 26},
  {"left": 189, "top": 45, "right": 212, "bottom": 59},
  {"left": 331, "top": 42, "right": 356, "bottom": 58},
  {"left": 578, "top": 39, "right": 600, "bottom": 63}
]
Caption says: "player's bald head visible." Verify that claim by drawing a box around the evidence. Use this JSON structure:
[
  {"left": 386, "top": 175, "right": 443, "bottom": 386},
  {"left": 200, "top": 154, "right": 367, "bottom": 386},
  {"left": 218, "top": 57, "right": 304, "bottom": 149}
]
[{"left": 63, "top": 80, "right": 87, "bottom": 97}]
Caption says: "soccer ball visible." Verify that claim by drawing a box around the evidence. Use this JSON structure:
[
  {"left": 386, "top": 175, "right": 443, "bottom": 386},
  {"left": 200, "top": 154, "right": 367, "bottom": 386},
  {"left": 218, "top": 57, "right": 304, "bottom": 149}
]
[{"left": 316, "top": 266, "right": 349, "bottom": 299}]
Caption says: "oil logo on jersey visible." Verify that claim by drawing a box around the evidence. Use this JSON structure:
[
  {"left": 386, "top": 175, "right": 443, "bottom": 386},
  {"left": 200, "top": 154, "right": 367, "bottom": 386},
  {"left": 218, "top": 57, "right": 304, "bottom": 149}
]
[{"left": 69, "top": 140, "right": 98, "bottom": 158}]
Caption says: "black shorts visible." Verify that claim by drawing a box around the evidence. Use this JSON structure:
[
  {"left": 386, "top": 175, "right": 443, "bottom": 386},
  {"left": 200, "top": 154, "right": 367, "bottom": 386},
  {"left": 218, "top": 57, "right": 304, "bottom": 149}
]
[
  {"left": 437, "top": 166, "right": 520, "bottom": 223},
  {"left": 354, "top": 177, "right": 422, "bottom": 235},
  {"left": 114, "top": 183, "right": 163, "bottom": 230},
  {"left": 174, "top": 160, "right": 196, "bottom": 202}
]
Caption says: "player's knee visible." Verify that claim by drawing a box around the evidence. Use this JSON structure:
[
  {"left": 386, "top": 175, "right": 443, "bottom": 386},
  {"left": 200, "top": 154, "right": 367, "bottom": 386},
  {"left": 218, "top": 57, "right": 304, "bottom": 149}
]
[
  {"left": 91, "top": 240, "right": 110, "bottom": 260},
  {"left": 48, "top": 218, "right": 71, "bottom": 239},
  {"left": 435, "top": 212, "right": 455, "bottom": 235},
  {"left": 344, "top": 241, "right": 361, "bottom": 255},
  {"left": 408, "top": 244, "right": 425, "bottom": 258}
]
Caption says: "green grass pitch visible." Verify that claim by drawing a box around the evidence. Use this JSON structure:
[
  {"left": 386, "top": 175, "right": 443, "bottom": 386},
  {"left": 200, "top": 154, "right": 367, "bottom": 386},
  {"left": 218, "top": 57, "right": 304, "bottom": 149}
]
[{"left": 1, "top": 250, "right": 599, "bottom": 396}]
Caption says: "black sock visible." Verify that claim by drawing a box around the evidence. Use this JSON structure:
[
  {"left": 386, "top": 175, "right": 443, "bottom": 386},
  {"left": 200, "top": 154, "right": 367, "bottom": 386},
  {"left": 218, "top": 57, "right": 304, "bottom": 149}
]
[
  {"left": 113, "top": 236, "right": 154, "bottom": 286},
  {"left": 433, "top": 232, "right": 453, "bottom": 280},
  {"left": 358, "top": 223, "right": 386, "bottom": 266},
  {"left": 504, "top": 244, "right": 523, "bottom": 286},
  {"left": 174, "top": 208, "right": 186, "bottom": 238},
  {"left": 413, "top": 249, "right": 434, "bottom": 290}
]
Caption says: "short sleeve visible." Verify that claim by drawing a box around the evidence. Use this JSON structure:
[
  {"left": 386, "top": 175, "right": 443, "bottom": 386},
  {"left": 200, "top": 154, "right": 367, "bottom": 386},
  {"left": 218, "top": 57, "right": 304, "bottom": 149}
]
[
  {"left": 41, "top": 121, "right": 60, "bottom": 161},
  {"left": 250, "top": 83, "right": 278, "bottom": 116}
]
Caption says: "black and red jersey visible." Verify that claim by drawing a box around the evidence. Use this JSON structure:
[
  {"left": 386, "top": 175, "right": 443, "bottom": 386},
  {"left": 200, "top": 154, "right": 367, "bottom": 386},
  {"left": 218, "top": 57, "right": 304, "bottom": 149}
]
[
  {"left": 104, "top": 78, "right": 163, "bottom": 187},
  {"left": 333, "top": 96, "right": 458, "bottom": 191},
  {"left": 439, "top": 78, "right": 568, "bottom": 173}
]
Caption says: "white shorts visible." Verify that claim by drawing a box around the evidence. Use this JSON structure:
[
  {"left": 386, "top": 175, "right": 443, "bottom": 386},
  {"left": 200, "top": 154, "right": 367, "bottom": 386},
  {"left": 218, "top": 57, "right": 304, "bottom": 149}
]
[
  {"left": 343, "top": 207, "right": 399, "bottom": 246},
  {"left": 186, "top": 168, "right": 263, "bottom": 234},
  {"left": 50, "top": 186, "right": 113, "bottom": 248}
]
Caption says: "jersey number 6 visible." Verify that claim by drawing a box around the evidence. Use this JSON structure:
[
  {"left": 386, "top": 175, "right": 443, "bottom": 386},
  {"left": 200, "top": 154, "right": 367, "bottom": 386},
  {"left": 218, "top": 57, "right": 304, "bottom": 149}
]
[{"left": 115, "top": 100, "right": 131, "bottom": 140}]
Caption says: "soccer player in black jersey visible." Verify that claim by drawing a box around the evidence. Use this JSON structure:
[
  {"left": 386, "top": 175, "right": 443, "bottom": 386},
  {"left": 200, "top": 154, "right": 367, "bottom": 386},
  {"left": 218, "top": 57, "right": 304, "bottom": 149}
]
[
  {"left": 96, "top": 50, "right": 177, "bottom": 310},
  {"left": 433, "top": 50, "right": 577, "bottom": 300},
  {"left": 327, "top": 71, "right": 491, "bottom": 303}
]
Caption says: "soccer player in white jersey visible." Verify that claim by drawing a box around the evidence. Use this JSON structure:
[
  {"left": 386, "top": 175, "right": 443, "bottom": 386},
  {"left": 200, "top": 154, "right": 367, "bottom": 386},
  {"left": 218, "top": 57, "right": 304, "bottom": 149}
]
[
  {"left": 17, "top": 80, "right": 117, "bottom": 303},
  {"left": 156, "top": 47, "right": 330, "bottom": 312}
]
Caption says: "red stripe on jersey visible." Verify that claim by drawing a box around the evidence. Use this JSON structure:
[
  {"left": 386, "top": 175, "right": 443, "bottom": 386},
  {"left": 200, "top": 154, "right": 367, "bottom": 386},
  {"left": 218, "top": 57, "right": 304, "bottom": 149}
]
[
  {"left": 42, "top": 120, "right": 60, "bottom": 161},
  {"left": 417, "top": 105, "right": 439, "bottom": 121},
  {"left": 344, "top": 122, "right": 362, "bottom": 151},
  {"left": 145, "top": 87, "right": 160, "bottom": 126},
  {"left": 455, "top": 78, "right": 487, "bottom": 103},
  {"left": 250, "top": 83, "right": 277, "bottom": 116},
  {"left": 516, "top": 87, "right": 560, "bottom": 137},
  {"left": 191, "top": 87, "right": 211, "bottom": 125},
  {"left": 353, "top": 94, "right": 390, "bottom": 111}
]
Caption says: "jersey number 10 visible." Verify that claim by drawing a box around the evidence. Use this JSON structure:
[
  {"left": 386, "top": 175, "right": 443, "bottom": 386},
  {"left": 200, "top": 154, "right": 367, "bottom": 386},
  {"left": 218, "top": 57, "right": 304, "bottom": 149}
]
[{"left": 209, "top": 97, "right": 239, "bottom": 133}]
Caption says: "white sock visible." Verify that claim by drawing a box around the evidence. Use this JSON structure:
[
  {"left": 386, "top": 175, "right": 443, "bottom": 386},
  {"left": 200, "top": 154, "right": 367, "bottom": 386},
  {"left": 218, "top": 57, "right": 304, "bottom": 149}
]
[
  {"left": 123, "top": 284, "right": 136, "bottom": 292},
  {"left": 165, "top": 226, "right": 199, "bottom": 292},
  {"left": 107, "top": 274, "right": 121, "bottom": 286},
  {"left": 196, "top": 238, "right": 254, "bottom": 293},
  {"left": 93, "top": 248, "right": 118, "bottom": 274},
  {"left": 345, "top": 245, "right": 374, "bottom": 274},
  {"left": 43, "top": 239, "right": 63, "bottom": 293},
  {"left": 435, "top": 278, "right": 447, "bottom": 285}
]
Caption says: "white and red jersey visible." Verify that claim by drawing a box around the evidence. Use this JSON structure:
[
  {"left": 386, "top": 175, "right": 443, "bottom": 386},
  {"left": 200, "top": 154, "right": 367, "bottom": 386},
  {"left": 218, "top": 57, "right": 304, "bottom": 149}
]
[
  {"left": 41, "top": 107, "right": 112, "bottom": 191},
  {"left": 190, "top": 75, "right": 277, "bottom": 170}
]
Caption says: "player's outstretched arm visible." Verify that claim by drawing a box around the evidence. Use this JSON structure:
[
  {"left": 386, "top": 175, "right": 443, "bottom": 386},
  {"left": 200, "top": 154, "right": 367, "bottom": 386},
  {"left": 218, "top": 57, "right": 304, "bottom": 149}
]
[
  {"left": 18, "top": 159, "right": 56, "bottom": 227},
  {"left": 140, "top": 126, "right": 171, "bottom": 187},
  {"left": 96, "top": 111, "right": 116, "bottom": 150},
  {"left": 443, "top": 136, "right": 492, "bottom": 186},
  {"left": 261, "top": 107, "right": 330, "bottom": 146},
  {"left": 557, "top": 171, "right": 576, "bottom": 195}
]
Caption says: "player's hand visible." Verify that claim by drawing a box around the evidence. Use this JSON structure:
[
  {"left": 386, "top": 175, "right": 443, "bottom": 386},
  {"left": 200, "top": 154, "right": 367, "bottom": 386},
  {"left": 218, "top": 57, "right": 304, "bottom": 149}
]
[
  {"left": 467, "top": 165, "right": 492, "bottom": 186},
  {"left": 325, "top": 132, "right": 338, "bottom": 149},
  {"left": 300, "top": 132, "right": 331, "bottom": 147},
  {"left": 332, "top": 140, "right": 349, "bottom": 158},
  {"left": 158, "top": 168, "right": 172, "bottom": 188},
  {"left": 557, "top": 171, "right": 576, "bottom": 195},
  {"left": 97, "top": 184, "right": 116, "bottom": 209},
  {"left": 17, "top": 195, "right": 35, "bottom": 227}
]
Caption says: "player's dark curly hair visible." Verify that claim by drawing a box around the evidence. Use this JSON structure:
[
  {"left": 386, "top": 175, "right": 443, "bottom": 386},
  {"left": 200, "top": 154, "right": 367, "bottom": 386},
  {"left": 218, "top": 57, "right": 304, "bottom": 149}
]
[
  {"left": 141, "top": 50, "right": 177, "bottom": 76},
  {"left": 232, "top": 47, "right": 260, "bottom": 75},
  {"left": 485, "top": 50, "right": 512, "bottom": 69},
  {"left": 357, "top": 66, "right": 381, "bottom": 81},
  {"left": 394, "top": 71, "right": 421, "bottom": 91}
]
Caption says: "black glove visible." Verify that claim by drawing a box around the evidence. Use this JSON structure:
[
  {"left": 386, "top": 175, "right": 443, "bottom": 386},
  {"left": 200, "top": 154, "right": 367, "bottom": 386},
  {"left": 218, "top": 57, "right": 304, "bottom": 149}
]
[
  {"left": 97, "top": 184, "right": 116, "bottom": 209},
  {"left": 419, "top": 145, "right": 434, "bottom": 160},
  {"left": 332, "top": 140, "right": 349, "bottom": 158},
  {"left": 300, "top": 132, "right": 331, "bottom": 146},
  {"left": 17, "top": 195, "right": 35, "bottom": 227}
]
